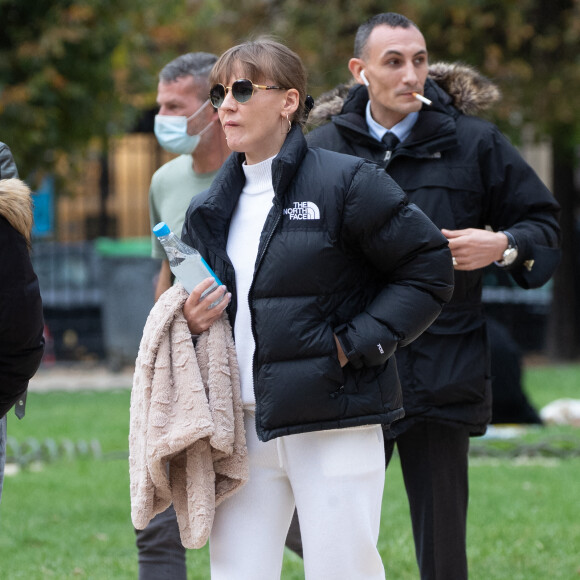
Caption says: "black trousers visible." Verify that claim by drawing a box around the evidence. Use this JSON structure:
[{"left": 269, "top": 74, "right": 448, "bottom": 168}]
[{"left": 384, "top": 421, "right": 470, "bottom": 580}]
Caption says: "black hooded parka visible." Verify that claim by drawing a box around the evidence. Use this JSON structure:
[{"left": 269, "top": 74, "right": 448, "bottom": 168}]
[{"left": 306, "top": 65, "right": 561, "bottom": 436}]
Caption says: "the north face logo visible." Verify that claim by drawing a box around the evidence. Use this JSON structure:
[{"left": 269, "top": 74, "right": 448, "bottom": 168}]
[{"left": 283, "top": 201, "right": 320, "bottom": 220}]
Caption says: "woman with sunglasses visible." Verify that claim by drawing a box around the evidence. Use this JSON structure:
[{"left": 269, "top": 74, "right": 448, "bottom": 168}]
[{"left": 181, "top": 38, "right": 454, "bottom": 579}]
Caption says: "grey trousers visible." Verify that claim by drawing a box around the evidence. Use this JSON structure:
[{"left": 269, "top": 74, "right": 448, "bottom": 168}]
[{"left": 135, "top": 504, "right": 187, "bottom": 580}]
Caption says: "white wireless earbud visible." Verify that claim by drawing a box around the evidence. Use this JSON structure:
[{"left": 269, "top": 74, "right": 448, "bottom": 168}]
[{"left": 360, "top": 70, "right": 370, "bottom": 87}]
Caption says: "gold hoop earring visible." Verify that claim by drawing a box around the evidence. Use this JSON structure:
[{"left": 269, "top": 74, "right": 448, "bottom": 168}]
[{"left": 280, "top": 113, "right": 292, "bottom": 135}]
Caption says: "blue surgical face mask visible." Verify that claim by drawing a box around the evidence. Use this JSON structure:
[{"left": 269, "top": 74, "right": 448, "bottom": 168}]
[{"left": 154, "top": 99, "right": 213, "bottom": 154}]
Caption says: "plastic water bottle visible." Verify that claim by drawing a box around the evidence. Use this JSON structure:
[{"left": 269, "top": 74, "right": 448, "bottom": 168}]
[{"left": 153, "top": 222, "right": 223, "bottom": 304}]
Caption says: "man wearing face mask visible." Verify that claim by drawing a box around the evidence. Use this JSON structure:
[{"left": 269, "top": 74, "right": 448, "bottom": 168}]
[
  {"left": 149, "top": 52, "right": 230, "bottom": 301},
  {"left": 138, "top": 52, "right": 230, "bottom": 579}
]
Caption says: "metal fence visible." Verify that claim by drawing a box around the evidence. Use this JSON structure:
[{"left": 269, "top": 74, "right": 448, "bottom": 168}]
[{"left": 32, "top": 239, "right": 158, "bottom": 366}]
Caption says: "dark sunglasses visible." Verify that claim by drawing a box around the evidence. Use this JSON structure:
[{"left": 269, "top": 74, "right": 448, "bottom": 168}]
[{"left": 209, "top": 79, "right": 287, "bottom": 109}]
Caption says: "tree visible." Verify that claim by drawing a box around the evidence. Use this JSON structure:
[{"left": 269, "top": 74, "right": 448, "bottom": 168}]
[
  {"left": 2, "top": 0, "right": 577, "bottom": 357},
  {"left": 0, "top": 1, "right": 134, "bottom": 184},
  {"left": 413, "top": 0, "right": 580, "bottom": 359},
  {"left": 0, "top": 0, "right": 292, "bottom": 184}
]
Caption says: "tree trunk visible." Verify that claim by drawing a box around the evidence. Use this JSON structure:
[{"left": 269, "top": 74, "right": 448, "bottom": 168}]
[
  {"left": 545, "top": 136, "right": 579, "bottom": 360},
  {"left": 99, "top": 138, "right": 111, "bottom": 238}
]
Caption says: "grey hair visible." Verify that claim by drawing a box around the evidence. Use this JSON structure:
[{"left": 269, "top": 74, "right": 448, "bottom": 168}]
[
  {"left": 159, "top": 52, "right": 218, "bottom": 98},
  {"left": 354, "top": 13, "right": 419, "bottom": 59}
]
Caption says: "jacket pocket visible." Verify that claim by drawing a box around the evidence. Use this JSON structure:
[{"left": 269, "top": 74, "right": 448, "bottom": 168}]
[
  {"left": 401, "top": 164, "right": 485, "bottom": 230},
  {"left": 400, "top": 312, "right": 490, "bottom": 408}
]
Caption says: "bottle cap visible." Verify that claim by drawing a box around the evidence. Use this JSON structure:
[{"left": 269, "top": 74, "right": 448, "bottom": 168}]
[{"left": 153, "top": 222, "right": 170, "bottom": 237}]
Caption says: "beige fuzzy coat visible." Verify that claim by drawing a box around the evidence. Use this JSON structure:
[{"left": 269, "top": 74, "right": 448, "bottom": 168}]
[{"left": 129, "top": 283, "right": 248, "bottom": 549}]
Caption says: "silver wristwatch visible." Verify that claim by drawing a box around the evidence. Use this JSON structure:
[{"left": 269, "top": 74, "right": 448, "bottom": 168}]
[{"left": 496, "top": 231, "right": 518, "bottom": 267}]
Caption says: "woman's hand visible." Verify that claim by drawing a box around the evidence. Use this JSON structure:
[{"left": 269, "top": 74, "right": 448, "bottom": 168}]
[
  {"left": 183, "top": 277, "right": 231, "bottom": 335},
  {"left": 334, "top": 334, "right": 349, "bottom": 367}
]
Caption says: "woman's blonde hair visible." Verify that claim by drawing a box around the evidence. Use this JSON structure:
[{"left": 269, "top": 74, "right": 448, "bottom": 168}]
[
  {"left": 210, "top": 38, "right": 309, "bottom": 127},
  {"left": 0, "top": 178, "right": 34, "bottom": 249}
]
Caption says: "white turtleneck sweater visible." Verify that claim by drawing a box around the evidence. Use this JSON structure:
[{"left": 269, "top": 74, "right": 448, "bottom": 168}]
[{"left": 226, "top": 156, "right": 275, "bottom": 407}]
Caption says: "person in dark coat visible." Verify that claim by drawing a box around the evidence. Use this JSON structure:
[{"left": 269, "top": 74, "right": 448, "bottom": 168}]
[
  {"left": 487, "top": 317, "right": 542, "bottom": 425},
  {"left": 180, "top": 38, "right": 454, "bottom": 579},
  {"left": 0, "top": 143, "right": 45, "bottom": 501},
  {"left": 304, "top": 13, "right": 561, "bottom": 580}
]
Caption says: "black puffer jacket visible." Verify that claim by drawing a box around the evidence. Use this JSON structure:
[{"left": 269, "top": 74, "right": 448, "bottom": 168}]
[
  {"left": 0, "top": 143, "right": 45, "bottom": 419},
  {"left": 182, "top": 126, "right": 454, "bottom": 442},
  {"left": 307, "top": 64, "right": 561, "bottom": 436}
]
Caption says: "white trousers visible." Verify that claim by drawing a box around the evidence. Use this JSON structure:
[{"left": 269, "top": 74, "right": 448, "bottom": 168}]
[{"left": 209, "top": 411, "right": 386, "bottom": 580}]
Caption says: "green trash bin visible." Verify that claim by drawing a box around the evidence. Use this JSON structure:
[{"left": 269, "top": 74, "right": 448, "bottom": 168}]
[{"left": 95, "top": 237, "right": 159, "bottom": 371}]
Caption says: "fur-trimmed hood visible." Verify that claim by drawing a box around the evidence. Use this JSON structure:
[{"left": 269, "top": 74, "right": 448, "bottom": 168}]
[
  {"left": 308, "top": 62, "right": 501, "bottom": 127},
  {"left": 0, "top": 178, "right": 34, "bottom": 248}
]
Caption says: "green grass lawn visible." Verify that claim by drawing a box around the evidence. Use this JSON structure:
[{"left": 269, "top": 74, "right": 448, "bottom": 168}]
[{"left": 1, "top": 364, "right": 579, "bottom": 579}]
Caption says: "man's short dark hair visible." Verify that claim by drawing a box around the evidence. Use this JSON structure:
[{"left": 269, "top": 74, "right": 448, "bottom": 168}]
[{"left": 354, "top": 13, "right": 419, "bottom": 59}]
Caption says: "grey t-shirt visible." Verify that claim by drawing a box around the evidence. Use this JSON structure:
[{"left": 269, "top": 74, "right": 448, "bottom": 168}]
[{"left": 148, "top": 154, "right": 218, "bottom": 259}]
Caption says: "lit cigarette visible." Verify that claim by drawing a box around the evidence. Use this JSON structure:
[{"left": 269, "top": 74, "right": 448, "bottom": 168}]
[{"left": 412, "top": 92, "right": 432, "bottom": 106}]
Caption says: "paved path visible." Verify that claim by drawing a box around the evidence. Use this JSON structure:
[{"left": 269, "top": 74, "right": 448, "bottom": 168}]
[{"left": 28, "top": 364, "right": 134, "bottom": 392}]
